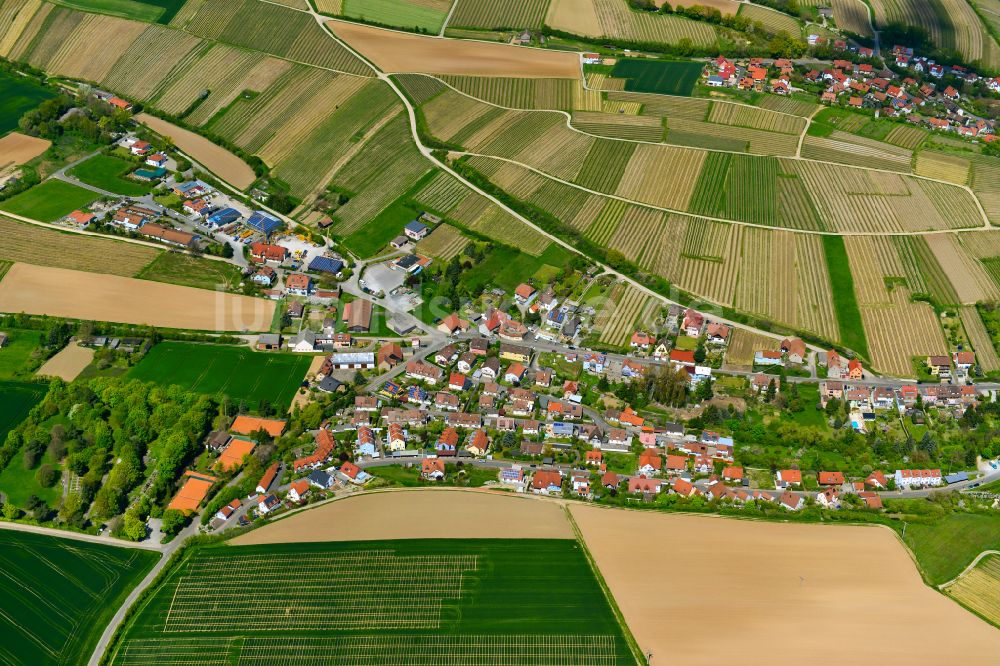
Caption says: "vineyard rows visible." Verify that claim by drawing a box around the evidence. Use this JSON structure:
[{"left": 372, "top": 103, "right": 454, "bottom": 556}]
[
  {"left": 945, "top": 555, "right": 1000, "bottom": 626},
  {"left": 707, "top": 102, "right": 806, "bottom": 134},
  {"left": 396, "top": 73, "right": 448, "bottom": 105},
  {"left": 598, "top": 283, "right": 652, "bottom": 346},
  {"left": 509, "top": 121, "right": 594, "bottom": 181},
  {"left": 416, "top": 172, "right": 474, "bottom": 213},
  {"left": 156, "top": 43, "right": 266, "bottom": 117},
  {"left": 884, "top": 124, "right": 927, "bottom": 150},
  {"left": 968, "top": 154, "right": 1000, "bottom": 224},
  {"left": 738, "top": 2, "right": 801, "bottom": 34},
  {"left": 862, "top": 290, "right": 947, "bottom": 376},
  {"left": 830, "top": 0, "right": 873, "bottom": 36},
  {"left": 572, "top": 111, "right": 664, "bottom": 142},
  {"left": 608, "top": 206, "right": 666, "bottom": 267},
  {"left": 575, "top": 139, "right": 636, "bottom": 192},
  {"left": 608, "top": 92, "right": 709, "bottom": 119},
  {"left": 914, "top": 150, "right": 970, "bottom": 184},
  {"left": 668, "top": 117, "right": 799, "bottom": 156},
  {"left": 588, "top": 0, "right": 718, "bottom": 46},
  {"left": 615, "top": 144, "right": 704, "bottom": 210},
  {"left": 800, "top": 134, "right": 912, "bottom": 172},
  {"left": 416, "top": 224, "right": 469, "bottom": 261},
  {"left": 923, "top": 234, "right": 1000, "bottom": 303},
  {"left": 441, "top": 75, "right": 575, "bottom": 110},
  {"left": 448, "top": 0, "right": 550, "bottom": 29},
  {"left": 959, "top": 306, "right": 1000, "bottom": 372},
  {"left": 586, "top": 199, "right": 628, "bottom": 245},
  {"left": 101, "top": 26, "right": 204, "bottom": 103},
  {"left": 757, "top": 95, "right": 822, "bottom": 117}
]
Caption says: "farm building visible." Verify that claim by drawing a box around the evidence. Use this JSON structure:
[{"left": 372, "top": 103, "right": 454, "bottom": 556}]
[
  {"left": 328, "top": 352, "right": 376, "bottom": 370},
  {"left": 208, "top": 208, "right": 242, "bottom": 227},
  {"left": 404, "top": 219, "right": 429, "bottom": 240},
  {"left": 247, "top": 210, "right": 282, "bottom": 236},
  {"left": 343, "top": 298, "right": 373, "bottom": 332}
]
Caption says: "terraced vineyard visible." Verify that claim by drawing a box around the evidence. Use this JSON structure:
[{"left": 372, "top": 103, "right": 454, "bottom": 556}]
[
  {"left": 448, "top": 0, "right": 551, "bottom": 29},
  {"left": 944, "top": 554, "right": 1000, "bottom": 627}
]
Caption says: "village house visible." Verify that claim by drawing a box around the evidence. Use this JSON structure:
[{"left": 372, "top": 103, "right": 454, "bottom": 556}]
[
  {"left": 775, "top": 469, "right": 802, "bottom": 489},
  {"left": 531, "top": 469, "right": 563, "bottom": 495},
  {"left": 421, "top": 458, "right": 446, "bottom": 481}
]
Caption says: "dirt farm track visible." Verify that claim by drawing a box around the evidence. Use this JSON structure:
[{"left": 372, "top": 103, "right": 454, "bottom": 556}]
[
  {"left": 329, "top": 21, "right": 582, "bottom": 78},
  {"left": 0, "top": 263, "right": 274, "bottom": 331}
]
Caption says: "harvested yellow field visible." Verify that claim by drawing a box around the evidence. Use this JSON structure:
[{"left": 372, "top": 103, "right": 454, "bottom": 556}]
[
  {"left": 0, "top": 263, "right": 275, "bottom": 332},
  {"left": 36, "top": 341, "right": 94, "bottom": 381},
  {"left": 863, "top": 290, "right": 947, "bottom": 377},
  {"left": 545, "top": 0, "right": 602, "bottom": 36},
  {"left": 233, "top": 489, "right": 574, "bottom": 543},
  {"left": 959, "top": 305, "right": 1000, "bottom": 373},
  {"left": 314, "top": 0, "right": 343, "bottom": 12},
  {"left": 616, "top": 144, "right": 705, "bottom": 210},
  {"left": 330, "top": 21, "right": 582, "bottom": 78},
  {"left": 415, "top": 223, "right": 468, "bottom": 260},
  {"left": 944, "top": 554, "right": 1000, "bottom": 628},
  {"left": 5, "top": 1, "right": 53, "bottom": 62},
  {"left": 0, "top": 132, "right": 49, "bottom": 167},
  {"left": 915, "top": 150, "right": 971, "bottom": 185},
  {"left": 137, "top": 114, "right": 256, "bottom": 189},
  {"left": 570, "top": 504, "right": 1000, "bottom": 664},
  {"left": 0, "top": 216, "right": 158, "bottom": 276},
  {"left": 924, "top": 233, "right": 1000, "bottom": 304},
  {"left": 708, "top": 102, "right": 806, "bottom": 134}
]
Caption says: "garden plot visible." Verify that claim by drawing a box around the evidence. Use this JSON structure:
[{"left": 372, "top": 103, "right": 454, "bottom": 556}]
[
  {"left": 416, "top": 224, "right": 469, "bottom": 260},
  {"left": 725, "top": 328, "right": 781, "bottom": 366}
]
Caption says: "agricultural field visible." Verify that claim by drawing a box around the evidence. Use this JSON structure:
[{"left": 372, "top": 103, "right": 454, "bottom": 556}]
[
  {"left": 724, "top": 328, "right": 781, "bottom": 366},
  {"left": 830, "top": 0, "right": 874, "bottom": 35},
  {"left": 945, "top": 554, "right": 1000, "bottom": 627},
  {"left": 128, "top": 342, "right": 312, "bottom": 409},
  {"left": 138, "top": 114, "right": 258, "bottom": 189},
  {"left": 0, "top": 328, "right": 43, "bottom": 379},
  {"left": 439, "top": 75, "right": 576, "bottom": 111},
  {"left": 914, "top": 150, "right": 971, "bottom": 184},
  {"left": 67, "top": 154, "right": 151, "bottom": 196},
  {"left": 0, "top": 179, "right": 99, "bottom": 222},
  {"left": 0, "top": 69, "right": 57, "bottom": 134},
  {"left": 572, "top": 110, "right": 664, "bottom": 142},
  {"left": 0, "top": 132, "right": 51, "bottom": 167},
  {"left": 107, "top": 539, "right": 639, "bottom": 666},
  {"left": 546, "top": 0, "right": 718, "bottom": 46},
  {"left": 0, "top": 530, "right": 158, "bottom": 666},
  {"left": 447, "top": 0, "right": 551, "bottom": 29},
  {"left": 415, "top": 223, "right": 470, "bottom": 260},
  {"left": 0, "top": 215, "right": 158, "bottom": 276},
  {"left": 330, "top": 21, "right": 580, "bottom": 78},
  {"left": 611, "top": 59, "right": 703, "bottom": 96},
  {"left": 339, "top": 0, "right": 451, "bottom": 32},
  {"left": 595, "top": 282, "right": 653, "bottom": 346},
  {"left": 923, "top": 233, "right": 1000, "bottom": 304},
  {"left": 870, "top": 0, "right": 1000, "bottom": 68},
  {"left": 49, "top": 0, "right": 186, "bottom": 23},
  {"left": 179, "top": 0, "right": 370, "bottom": 74},
  {"left": 0, "top": 379, "right": 46, "bottom": 444},
  {"left": 959, "top": 305, "right": 1000, "bottom": 373},
  {"left": 738, "top": 2, "right": 801, "bottom": 34},
  {"left": 135, "top": 252, "right": 244, "bottom": 291}
]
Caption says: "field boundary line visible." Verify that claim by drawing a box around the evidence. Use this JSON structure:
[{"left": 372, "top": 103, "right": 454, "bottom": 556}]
[
  {"left": 938, "top": 549, "right": 1000, "bottom": 589},
  {"left": 563, "top": 506, "right": 646, "bottom": 666},
  {"left": 440, "top": 0, "right": 459, "bottom": 36},
  {"left": 0, "top": 520, "right": 162, "bottom": 551}
]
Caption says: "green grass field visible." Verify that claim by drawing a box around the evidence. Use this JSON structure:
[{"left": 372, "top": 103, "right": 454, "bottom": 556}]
[
  {"left": 822, "top": 235, "right": 868, "bottom": 358},
  {"left": 135, "top": 252, "right": 244, "bottom": 291},
  {"left": 108, "top": 539, "right": 639, "bottom": 665},
  {"left": 0, "top": 70, "right": 58, "bottom": 135},
  {"left": 903, "top": 513, "right": 1000, "bottom": 585},
  {"left": 1, "top": 180, "right": 100, "bottom": 222},
  {"left": 0, "top": 380, "right": 45, "bottom": 445},
  {"left": 0, "top": 329, "right": 42, "bottom": 379},
  {"left": 342, "top": 198, "right": 420, "bottom": 258},
  {"left": 611, "top": 60, "right": 703, "bottom": 96},
  {"left": 341, "top": 0, "right": 448, "bottom": 32},
  {"left": 127, "top": 342, "right": 312, "bottom": 409},
  {"left": 0, "top": 530, "right": 158, "bottom": 666},
  {"left": 462, "top": 244, "right": 569, "bottom": 293},
  {"left": 49, "top": 0, "right": 186, "bottom": 23},
  {"left": 67, "top": 155, "right": 152, "bottom": 197}
]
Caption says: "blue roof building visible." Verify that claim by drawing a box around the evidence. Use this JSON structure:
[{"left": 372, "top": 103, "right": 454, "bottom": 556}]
[
  {"left": 404, "top": 219, "right": 429, "bottom": 239},
  {"left": 246, "top": 210, "right": 282, "bottom": 236},
  {"left": 207, "top": 207, "right": 242, "bottom": 227},
  {"left": 308, "top": 256, "right": 344, "bottom": 274}
]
